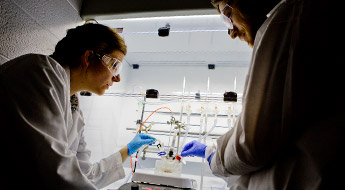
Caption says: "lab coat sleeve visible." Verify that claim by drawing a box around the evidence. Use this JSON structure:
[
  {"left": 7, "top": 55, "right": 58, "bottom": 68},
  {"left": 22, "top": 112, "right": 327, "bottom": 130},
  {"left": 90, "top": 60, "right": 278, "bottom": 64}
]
[
  {"left": 76, "top": 111, "right": 125, "bottom": 189},
  {"left": 0, "top": 54, "right": 97, "bottom": 189},
  {"left": 210, "top": 0, "right": 295, "bottom": 176}
]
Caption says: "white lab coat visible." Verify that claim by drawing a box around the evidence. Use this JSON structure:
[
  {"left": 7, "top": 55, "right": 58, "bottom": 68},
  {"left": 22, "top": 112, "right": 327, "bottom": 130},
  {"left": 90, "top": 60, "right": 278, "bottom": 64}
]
[
  {"left": 70, "top": 96, "right": 125, "bottom": 188},
  {"left": 207, "top": 0, "right": 345, "bottom": 189},
  {"left": 0, "top": 54, "right": 125, "bottom": 189}
]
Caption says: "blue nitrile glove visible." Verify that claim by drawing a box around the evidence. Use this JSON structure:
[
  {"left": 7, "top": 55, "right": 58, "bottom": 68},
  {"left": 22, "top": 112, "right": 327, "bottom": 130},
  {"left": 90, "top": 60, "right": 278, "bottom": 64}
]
[
  {"left": 181, "top": 140, "right": 207, "bottom": 158},
  {"left": 127, "top": 133, "right": 156, "bottom": 155}
]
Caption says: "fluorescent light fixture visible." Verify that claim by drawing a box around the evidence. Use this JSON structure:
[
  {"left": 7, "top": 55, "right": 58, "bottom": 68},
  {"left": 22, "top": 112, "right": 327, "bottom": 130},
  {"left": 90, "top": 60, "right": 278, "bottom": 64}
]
[
  {"left": 121, "top": 29, "right": 227, "bottom": 35},
  {"left": 108, "top": 14, "right": 221, "bottom": 21}
]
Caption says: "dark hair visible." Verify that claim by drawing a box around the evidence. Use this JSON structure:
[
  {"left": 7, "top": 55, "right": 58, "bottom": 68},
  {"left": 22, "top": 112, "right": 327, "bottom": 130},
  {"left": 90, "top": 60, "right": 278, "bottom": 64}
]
[
  {"left": 210, "top": 0, "right": 235, "bottom": 12},
  {"left": 51, "top": 23, "right": 127, "bottom": 67},
  {"left": 211, "top": 0, "right": 278, "bottom": 18},
  {"left": 210, "top": 0, "right": 280, "bottom": 41}
]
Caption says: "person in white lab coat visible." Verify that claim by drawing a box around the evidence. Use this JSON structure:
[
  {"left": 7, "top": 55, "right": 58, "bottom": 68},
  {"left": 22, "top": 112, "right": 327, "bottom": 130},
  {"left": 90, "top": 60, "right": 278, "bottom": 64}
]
[
  {"left": 182, "top": 0, "right": 345, "bottom": 189},
  {"left": 0, "top": 23, "right": 155, "bottom": 189}
]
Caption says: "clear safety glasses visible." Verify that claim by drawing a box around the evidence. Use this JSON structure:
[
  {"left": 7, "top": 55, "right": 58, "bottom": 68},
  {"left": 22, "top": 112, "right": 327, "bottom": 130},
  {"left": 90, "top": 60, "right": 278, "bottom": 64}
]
[
  {"left": 221, "top": 4, "right": 234, "bottom": 29},
  {"left": 95, "top": 52, "right": 122, "bottom": 77}
]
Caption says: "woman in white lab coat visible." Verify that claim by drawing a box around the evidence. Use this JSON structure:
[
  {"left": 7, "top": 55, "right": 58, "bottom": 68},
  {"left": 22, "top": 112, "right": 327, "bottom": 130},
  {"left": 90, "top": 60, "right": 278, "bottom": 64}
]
[
  {"left": 182, "top": 0, "right": 345, "bottom": 189},
  {"left": 0, "top": 23, "right": 155, "bottom": 189}
]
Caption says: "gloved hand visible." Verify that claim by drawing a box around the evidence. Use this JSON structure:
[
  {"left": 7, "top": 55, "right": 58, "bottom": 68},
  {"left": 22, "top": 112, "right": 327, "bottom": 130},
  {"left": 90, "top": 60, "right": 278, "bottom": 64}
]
[
  {"left": 127, "top": 133, "right": 156, "bottom": 155},
  {"left": 181, "top": 140, "right": 207, "bottom": 158}
]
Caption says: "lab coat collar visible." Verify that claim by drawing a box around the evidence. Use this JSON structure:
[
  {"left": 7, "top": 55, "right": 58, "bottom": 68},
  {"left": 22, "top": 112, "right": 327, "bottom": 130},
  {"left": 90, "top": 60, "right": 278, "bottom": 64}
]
[
  {"left": 267, "top": 0, "right": 286, "bottom": 18},
  {"left": 62, "top": 65, "right": 71, "bottom": 96},
  {"left": 63, "top": 66, "right": 70, "bottom": 79}
]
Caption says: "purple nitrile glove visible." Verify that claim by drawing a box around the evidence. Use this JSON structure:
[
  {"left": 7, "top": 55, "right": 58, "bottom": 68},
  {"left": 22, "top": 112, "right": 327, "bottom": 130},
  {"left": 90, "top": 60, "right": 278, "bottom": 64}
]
[
  {"left": 207, "top": 152, "right": 215, "bottom": 166},
  {"left": 181, "top": 140, "right": 207, "bottom": 158},
  {"left": 127, "top": 133, "right": 156, "bottom": 155}
]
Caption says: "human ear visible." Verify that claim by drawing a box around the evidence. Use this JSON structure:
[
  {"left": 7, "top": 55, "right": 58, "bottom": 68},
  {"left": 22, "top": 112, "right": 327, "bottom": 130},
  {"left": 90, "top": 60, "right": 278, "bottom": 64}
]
[{"left": 81, "top": 50, "right": 93, "bottom": 68}]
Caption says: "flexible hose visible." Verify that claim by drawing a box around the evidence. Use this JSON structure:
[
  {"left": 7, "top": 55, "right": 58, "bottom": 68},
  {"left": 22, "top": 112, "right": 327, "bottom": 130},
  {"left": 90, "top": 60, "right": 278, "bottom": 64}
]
[{"left": 131, "top": 107, "right": 174, "bottom": 174}]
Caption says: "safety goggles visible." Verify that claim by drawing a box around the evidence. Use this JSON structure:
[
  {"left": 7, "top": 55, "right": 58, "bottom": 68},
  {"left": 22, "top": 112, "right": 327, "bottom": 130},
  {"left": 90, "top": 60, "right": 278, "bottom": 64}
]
[
  {"left": 220, "top": 3, "right": 234, "bottom": 29},
  {"left": 95, "top": 52, "right": 122, "bottom": 77}
]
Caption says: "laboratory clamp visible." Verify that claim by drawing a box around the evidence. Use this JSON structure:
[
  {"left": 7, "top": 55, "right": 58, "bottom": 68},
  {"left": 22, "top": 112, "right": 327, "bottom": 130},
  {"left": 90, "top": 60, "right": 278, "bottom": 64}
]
[{"left": 118, "top": 77, "right": 239, "bottom": 189}]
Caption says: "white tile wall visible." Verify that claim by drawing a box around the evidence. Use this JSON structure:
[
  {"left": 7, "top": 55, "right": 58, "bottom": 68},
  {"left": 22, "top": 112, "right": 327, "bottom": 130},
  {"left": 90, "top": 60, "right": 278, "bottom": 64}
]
[
  {"left": 67, "top": 0, "right": 83, "bottom": 12},
  {"left": 13, "top": 0, "right": 82, "bottom": 39},
  {"left": 0, "top": 54, "right": 9, "bottom": 64},
  {"left": 0, "top": 0, "right": 84, "bottom": 65}
]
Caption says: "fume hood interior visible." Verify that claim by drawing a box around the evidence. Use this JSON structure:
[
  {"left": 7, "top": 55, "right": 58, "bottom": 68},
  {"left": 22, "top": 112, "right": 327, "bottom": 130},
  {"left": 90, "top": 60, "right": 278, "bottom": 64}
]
[{"left": 78, "top": 14, "right": 252, "bottom": 190}]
